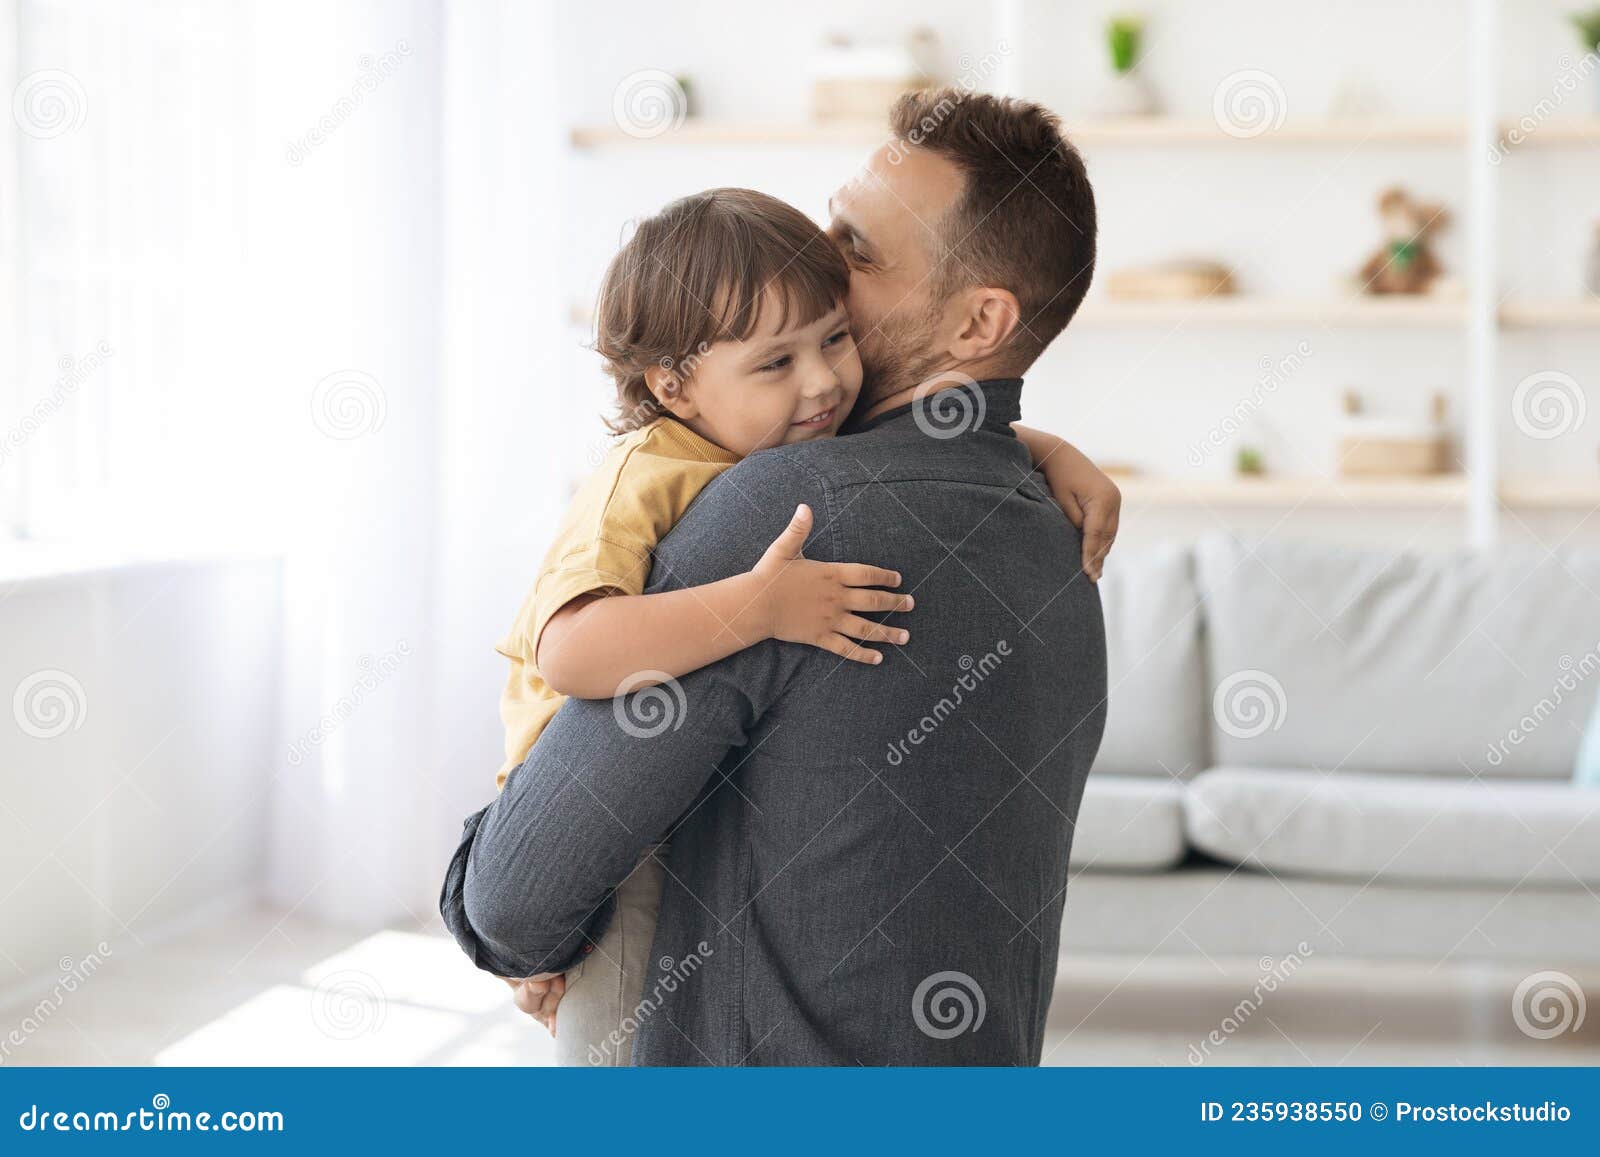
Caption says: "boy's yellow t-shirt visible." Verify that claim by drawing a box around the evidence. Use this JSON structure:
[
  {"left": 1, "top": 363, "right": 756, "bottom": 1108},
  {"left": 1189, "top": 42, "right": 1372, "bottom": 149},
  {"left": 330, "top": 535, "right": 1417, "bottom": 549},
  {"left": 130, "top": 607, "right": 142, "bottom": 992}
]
[{"left": 495, "top": 417, "right": 740, "bottom": 787}]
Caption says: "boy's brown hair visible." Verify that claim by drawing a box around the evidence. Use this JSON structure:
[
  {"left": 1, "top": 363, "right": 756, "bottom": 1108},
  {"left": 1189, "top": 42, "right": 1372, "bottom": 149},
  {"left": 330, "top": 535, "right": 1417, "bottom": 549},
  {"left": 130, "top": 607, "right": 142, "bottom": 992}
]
[
  {"left": 595, "top": 188, "right": 849, "bottom": 433},
  {"left": 889, "top": 88, "right": 1097, "bottom": 368}
]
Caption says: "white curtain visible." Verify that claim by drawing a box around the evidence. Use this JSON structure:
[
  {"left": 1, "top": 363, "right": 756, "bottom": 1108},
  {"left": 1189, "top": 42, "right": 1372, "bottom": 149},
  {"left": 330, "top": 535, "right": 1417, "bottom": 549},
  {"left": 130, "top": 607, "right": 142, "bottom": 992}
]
[
  {"left": 257, "top": 0, "right": 573, "bottom": 924},
  {"left": 248, "top": 0, "right": 446, "bottom": 926},
  {"left": 428, "top": 1, "right": 575, "bottom": 862},
  {"left": 7, "top": 0, "right": 259, "bottom": 542},
  {"left": 8, "top": 0, "right": 572, "bottom": 927}
]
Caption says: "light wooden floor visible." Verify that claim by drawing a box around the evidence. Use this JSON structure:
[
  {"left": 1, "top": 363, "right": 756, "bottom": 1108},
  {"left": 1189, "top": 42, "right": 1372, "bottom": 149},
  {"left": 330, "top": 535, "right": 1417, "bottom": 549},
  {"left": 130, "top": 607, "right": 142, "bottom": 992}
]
[{"left": 2, "top": 907, "right": 1594, "bottom": 1066}]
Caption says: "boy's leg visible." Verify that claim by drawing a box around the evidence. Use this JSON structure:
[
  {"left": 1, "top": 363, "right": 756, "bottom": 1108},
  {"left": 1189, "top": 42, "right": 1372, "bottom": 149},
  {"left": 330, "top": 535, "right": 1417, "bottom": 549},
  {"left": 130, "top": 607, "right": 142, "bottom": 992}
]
[{"left": 552, "top": 844, "right": 667, "bottom": 1067}]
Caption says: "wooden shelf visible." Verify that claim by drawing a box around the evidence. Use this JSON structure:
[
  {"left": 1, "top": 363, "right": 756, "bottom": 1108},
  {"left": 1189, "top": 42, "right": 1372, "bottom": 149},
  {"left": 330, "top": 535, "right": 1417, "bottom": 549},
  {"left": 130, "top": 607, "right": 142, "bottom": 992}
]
[
  {"left": 1117, "top": 476, "right": 1470, "bottom": 508},
  {"left": 571, "top": 121, "right": 888, "bottom": 148},
  {"left": 1496, "top": 119, "right": 1600, "bottom": 147},
  {"left": 1498, "top": 300, "right": 1600, "bottom": 329},
  {"left": 1067, "top": 117, "right": 1463, "bottom": 145},
  {"left": 1498, "top": 479, "right": 1600, "bottom": 509},
  {"left": 570, "top": 117, "right": 1466, "bottom": 150},
  {"left": 1076, "top": 297, "right": 1467, "bottom": 328},
  {"left": 1119, "top": 476, "right": 1600, "bottom": 510}
]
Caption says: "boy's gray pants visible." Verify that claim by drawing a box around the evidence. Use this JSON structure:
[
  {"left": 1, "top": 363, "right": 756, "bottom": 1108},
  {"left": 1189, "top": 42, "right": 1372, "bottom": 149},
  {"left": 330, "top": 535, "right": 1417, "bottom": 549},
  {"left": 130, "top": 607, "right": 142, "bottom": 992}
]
[{"left": 553, "top": 845, "right": 667, "bottom": 1067}]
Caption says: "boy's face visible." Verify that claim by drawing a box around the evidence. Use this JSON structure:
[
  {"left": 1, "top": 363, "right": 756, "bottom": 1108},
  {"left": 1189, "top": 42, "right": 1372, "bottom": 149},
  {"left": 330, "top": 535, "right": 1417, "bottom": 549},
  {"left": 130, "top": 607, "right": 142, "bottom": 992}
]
[{"left": 673, "top": 300, "right": 862, "bottom": 457}]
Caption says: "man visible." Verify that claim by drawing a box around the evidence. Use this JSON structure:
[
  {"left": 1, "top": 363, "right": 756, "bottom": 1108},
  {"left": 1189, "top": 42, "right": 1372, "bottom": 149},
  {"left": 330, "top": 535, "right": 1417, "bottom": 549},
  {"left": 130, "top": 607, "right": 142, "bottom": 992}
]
[{"left": 456, "top": 88, "right": 1111, "bottom": 1064}]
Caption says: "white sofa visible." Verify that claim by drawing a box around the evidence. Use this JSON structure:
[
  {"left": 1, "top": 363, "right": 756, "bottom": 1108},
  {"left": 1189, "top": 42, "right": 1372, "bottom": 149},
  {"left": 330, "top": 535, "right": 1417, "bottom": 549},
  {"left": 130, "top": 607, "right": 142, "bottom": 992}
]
[{"left": 1064, "top": 535, "right": 1600, "bottom": 963}]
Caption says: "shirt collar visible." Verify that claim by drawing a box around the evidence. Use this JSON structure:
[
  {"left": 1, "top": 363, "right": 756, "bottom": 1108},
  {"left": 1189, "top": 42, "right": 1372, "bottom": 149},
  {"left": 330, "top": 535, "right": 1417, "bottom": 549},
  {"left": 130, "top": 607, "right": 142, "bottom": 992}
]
[
  {"left": 852, "top": 377, "right": 1024, "bottom": 437},
  {"left": 648, "top": 415, "right": 742, "bottom": 465}
]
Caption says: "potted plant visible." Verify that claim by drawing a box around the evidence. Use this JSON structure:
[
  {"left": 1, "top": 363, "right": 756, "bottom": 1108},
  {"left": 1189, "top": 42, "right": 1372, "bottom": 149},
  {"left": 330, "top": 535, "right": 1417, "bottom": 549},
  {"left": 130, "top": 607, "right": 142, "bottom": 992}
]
[
  {"left": 1575, "top": 8, "right": 1600, "bottom": 112},
  {"left": 1093, "top": 15, "right": 1158, "bottom": 117}
]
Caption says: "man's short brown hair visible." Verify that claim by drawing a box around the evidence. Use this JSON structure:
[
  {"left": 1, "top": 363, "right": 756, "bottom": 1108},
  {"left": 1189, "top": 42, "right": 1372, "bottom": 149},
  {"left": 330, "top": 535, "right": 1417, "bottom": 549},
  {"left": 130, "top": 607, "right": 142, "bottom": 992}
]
[
  {"left": 595, "top": 188, "right": 849, "bottom": 433},
  {"left": 889, "top": 88, "right": 1097, "bottom": 368}
]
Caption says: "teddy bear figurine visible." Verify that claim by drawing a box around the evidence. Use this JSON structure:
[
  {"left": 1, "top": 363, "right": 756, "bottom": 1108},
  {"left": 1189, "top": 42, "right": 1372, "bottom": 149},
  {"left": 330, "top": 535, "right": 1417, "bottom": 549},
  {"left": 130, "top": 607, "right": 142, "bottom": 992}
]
[{"left": 1359, "top": 187, "right": 1449, "bottom": 295}]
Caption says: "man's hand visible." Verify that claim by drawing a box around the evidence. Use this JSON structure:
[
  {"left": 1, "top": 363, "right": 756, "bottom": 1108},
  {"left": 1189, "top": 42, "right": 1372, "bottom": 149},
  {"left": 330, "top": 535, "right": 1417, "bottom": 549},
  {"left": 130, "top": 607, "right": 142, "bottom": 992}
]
[
  {"left": 504, "top": 973, "right": 565, "bottom": 1036},
  {"left": 749, "top": 504, "right": 914, "bottom": 664}
]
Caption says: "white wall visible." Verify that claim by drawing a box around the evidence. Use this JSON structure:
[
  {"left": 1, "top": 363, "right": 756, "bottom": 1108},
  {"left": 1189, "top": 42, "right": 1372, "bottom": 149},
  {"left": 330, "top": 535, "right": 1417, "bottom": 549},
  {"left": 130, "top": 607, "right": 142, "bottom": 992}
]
[{"left": 0, "top": 557, "right": 280, "bottom": 1000}]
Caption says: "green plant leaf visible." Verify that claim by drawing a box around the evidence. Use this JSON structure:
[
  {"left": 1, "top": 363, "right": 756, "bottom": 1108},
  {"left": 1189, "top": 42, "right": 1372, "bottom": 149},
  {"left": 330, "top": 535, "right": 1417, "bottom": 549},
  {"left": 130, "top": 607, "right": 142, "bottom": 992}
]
[
  {"left": 1107, "top": 16, "right": 1143, "bottom": 73},
  {"left": 1573, "top": 7, "right": 1600, "bottom": 52}
]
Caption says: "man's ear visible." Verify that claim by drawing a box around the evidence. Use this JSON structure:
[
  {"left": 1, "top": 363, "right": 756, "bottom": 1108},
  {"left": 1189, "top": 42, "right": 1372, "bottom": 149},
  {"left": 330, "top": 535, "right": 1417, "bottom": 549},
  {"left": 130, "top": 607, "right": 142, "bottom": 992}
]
[
  {"left": 644, "top": 363, "right": 698, "bottom": 420},
  {"left": 947, "top": 287, "right": 1022, "bottom": 364}
]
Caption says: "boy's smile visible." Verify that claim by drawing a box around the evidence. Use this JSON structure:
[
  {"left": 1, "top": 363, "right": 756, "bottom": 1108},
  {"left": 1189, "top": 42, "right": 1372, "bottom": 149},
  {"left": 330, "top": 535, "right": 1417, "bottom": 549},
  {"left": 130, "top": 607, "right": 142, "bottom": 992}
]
[{"left": 789, "top": 403, "right": 838, "bottom": 433}]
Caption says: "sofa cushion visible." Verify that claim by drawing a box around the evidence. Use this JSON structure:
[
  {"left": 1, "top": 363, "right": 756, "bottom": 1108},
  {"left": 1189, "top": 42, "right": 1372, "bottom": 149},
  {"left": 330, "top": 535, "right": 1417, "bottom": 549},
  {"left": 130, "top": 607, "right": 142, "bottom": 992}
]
[
  {"left": 1194, "top": 534, "right": 1600, "bottom": 779},
  {"left": 1184, "top": 766, "right": 1600, "bottom": 886},
  {"left": 1091, "top": 543, "right": 1208, "bottom": 778},
  {"left": 1060, "top": 867, "right": 1600, "bottom": 961},
  {"left": 1069, "top": 776, "right": 1186, "bottom": 871}
]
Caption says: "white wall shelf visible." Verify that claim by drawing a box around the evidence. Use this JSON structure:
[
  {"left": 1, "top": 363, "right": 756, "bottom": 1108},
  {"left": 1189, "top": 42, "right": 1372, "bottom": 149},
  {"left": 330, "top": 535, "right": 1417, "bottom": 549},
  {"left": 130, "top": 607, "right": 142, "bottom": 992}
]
[
  {"left": 1496, "top": 119, "right": 1600, "bottom": 146},
  {"left": 1498, "top": 300, "right": 1600, "bottom": 329},
  {"left": 1076, "top": 297, "right": 1468, "bottom": 328},
  {"left": 1498, "top": 479, "right": 1600, "bottom": 509},
  {"left": 1117, "top": 476, "right": 1471, "bottom": 508},
  {"left": 571, "top": 121, "right": 887, "bottom": 148},
  {"left": 571, "top": 117, "right": 1466, "bottom": 150},
  {"left": 1119, "top": 476, "right": 1600, "bottom": 510},
  {"left": 1070, "top": 118, "right": 1464, "bottom": 145}
]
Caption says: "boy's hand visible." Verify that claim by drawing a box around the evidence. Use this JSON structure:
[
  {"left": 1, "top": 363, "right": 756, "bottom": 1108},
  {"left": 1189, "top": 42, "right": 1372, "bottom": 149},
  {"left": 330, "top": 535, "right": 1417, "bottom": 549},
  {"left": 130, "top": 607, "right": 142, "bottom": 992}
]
[
  {"left": 750, "top": 505, "right": 913, "bottom": 665},
  {"left": 504, "top": 973, "right": 565, "bottom": 1037},
  {"left": 1039, "top": 445, "right": 1121, "bottom": 582}
]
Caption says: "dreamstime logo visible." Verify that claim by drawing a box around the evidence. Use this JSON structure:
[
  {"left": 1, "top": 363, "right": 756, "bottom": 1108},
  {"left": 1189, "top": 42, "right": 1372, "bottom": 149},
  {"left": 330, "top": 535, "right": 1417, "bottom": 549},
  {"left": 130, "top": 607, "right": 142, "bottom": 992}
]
[
  {"left": 612, "top": 670, "right": 687, "bottom": 738},
  {"left": 0, "top": 342, "right": 113, "bottom": 467},
  {"left": 0, "top": 943, "right": 112, "bottom": 1065},
  {"left": 585, "top": 940, "right": 714, "bottom": 1065},
  {"left": 311, "top": 370, "right": 387, "bottom": 440},
  {"left": 658, "top": 341, "right": 713, "bottom": 386},
  {"left": 911, "top": 372, "right": 984, "bottom": 440},
  {"left": 285, "top": 41, "right": 412, "bottom": 166},
  {"left": 585, "top": 434, "right": 618, "bottom": 469},
  {"left": 1187, "top": 943, "right": 1314, "bottom": 1064},
  {"left": 12, "top": 69, "right": 87, "bottom": 140},
  {"left": 1511, "top": 370, "right": 1585, "bottom": 440},
  {"left": 1212, "top": 69, "right": 1287, "bottom": 139},
  {"left": 1187, "top": 341, "right": 1311, "bottom": 467},
  {"left": 13, "top": 670, "right": 87, "bottom": 740},
  {"left": 1212, "top": 669, "right": 1287, "bottom": 740},
  {"left": 1485, "top": 647, "right": 1600, "bottom": 767},
  {"left": 309, "top": 970, "right": 387, "bottom": 1040},
  {"left": 912, "top": 970, "right": 986, "bottom": 1039},
  {"left": 285, "top": 642, "right": 410, "bottom": 766},
  {"left": 589, "top": 374, "right": 693, "bottom": 466},
  {"left": 885, "top": 642, "right": 1010, "bottom": 766},
  {"left": 885, "top": 42, "right": 1012, "bottom": 164},
  {"left": 1490, "top": 52, "right": 1599, "bottom": 161},
  {"left": 1512, "top": 970, "right": 1587, "bottom": 1040},
  {"left": 612, "top": 70, "right": 687, "bottom": 139}
]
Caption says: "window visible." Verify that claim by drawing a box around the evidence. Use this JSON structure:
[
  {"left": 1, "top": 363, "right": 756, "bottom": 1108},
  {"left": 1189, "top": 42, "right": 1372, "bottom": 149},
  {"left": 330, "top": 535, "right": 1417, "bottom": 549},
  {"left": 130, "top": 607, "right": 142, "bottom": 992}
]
[{"left": 5, "top": 0, "right": 254, "bottom": 544}]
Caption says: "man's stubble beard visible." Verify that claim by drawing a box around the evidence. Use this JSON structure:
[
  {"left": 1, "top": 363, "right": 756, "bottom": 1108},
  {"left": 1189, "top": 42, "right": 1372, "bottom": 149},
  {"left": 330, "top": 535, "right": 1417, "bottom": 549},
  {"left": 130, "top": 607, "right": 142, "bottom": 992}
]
[{"left": 851, "top": 299, "right": 946, "bottom": 416}]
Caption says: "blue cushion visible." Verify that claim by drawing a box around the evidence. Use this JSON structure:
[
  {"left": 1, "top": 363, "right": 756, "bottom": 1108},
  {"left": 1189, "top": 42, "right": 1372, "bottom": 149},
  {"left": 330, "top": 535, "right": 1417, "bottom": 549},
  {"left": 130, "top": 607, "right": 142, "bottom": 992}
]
[{"left": 1576, "top": 691, "right": 1600, "bottom": 786}]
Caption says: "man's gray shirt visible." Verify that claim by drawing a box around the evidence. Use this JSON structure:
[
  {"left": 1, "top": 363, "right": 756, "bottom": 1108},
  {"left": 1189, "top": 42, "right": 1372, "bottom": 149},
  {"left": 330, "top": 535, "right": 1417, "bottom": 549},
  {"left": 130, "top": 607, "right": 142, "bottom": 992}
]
[{"left": 458, "top": 379, "right": 1107, "bottom": 1064}]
